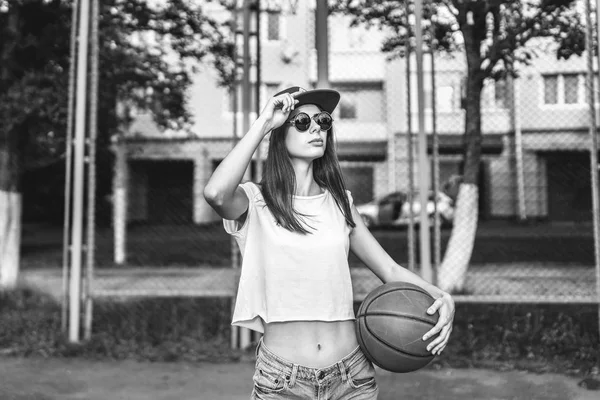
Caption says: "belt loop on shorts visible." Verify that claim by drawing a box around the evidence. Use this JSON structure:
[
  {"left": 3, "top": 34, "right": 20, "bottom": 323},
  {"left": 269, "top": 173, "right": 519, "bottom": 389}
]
[
  {"left": 337, "top": 361, "right": 348, "bottom": 382},
  {"left": 255, "top": 338, "right": 262, "bottom": 358},
  {"left": 288, "top": 364, "right": 299, "bottom": 388}
]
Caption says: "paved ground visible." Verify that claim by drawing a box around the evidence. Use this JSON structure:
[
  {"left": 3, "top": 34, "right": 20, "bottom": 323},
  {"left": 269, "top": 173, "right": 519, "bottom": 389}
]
[{"left": 0, "top": 357, "right": 597, "bottom": 400}]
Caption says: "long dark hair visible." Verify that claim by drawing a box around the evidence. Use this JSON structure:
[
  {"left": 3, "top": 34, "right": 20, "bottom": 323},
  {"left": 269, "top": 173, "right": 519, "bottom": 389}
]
[{"left": 259, "top": 123, "right": 356, "bottom": 234}]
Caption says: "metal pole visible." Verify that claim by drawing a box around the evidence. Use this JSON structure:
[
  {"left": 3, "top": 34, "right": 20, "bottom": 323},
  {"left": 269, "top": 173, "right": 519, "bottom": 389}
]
[
  {"left": 255, "top": 0, "right": 262, "bottom": 182},
  {"left": 62, "top": 0, "right": 79, "bottom": 335},
  {"left": 230, "top": 1, "right": 240, "bottom": 350},
  {"left": 430, "top": 46, "right": 441, "bottom": 279},
  {"left": 242, "top": 0, "right": 251, "bottom": 136},
  {"left": 316, "top": 0, "right": 329, "bottom": 88},
  {"left": 589, "top": 0, "right": 600, "bottom": 337},
  {"left": 414, "top": 0, "right": 432, "bottom": 282},
  {"left": 512, "top": 75, "right": 527, "bottom": 220},
  {"left": 84, "top": 0, "right": 99, "bottom": 341},
  {"left": 69, "top": 0, "right": 91, "bottom": 343},
  {"left": 232, "top": 2, "right": 239, "bottom": 143},
  {"left": 242, "top": 0, "right": 252, "bottom": 183},
  {"left": 406, "top": 6, "right": 416, "bottom": 273},
  {"left": 240, "top": 0, "right": 252, "bottom": 350}
]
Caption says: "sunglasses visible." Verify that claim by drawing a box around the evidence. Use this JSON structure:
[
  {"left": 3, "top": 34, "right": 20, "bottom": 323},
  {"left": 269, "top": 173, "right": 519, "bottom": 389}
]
[{"left": 286, "top": 111, "right": 334, "bottom": 132}]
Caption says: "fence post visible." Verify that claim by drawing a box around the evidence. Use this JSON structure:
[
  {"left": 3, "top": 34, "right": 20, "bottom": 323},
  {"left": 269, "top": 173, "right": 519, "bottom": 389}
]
[
  {"left": 61, "top": 0, "right": 79, "bottom": 335},
  {"left": 68, "top": 0, "right": 91, "bottom": 344},
  {"left": 414, "top": 0, "right": 432, "bottom": 282},
  {"left": 83, "top": 0, "right": 100, "bottom": 342},
  {"left": 405, "top": 15, "right": 416, "bottom": 273},
  {"left": 590, "top": 0, "right": 600, "bottom": 338},
  {"left": 511, "top": 76, "right": 527, "bottom": 221}
]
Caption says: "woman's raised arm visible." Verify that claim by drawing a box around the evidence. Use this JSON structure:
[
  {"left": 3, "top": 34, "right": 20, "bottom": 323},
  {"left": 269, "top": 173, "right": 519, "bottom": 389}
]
[{"left": 203, "top": 92, "right": 299, "bottom": 220}]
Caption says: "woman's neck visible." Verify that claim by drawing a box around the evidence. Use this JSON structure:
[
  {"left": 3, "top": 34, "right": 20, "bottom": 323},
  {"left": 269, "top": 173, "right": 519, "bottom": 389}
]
[{"left": 293, "top": 163, "right": 321, "bottom": 197}]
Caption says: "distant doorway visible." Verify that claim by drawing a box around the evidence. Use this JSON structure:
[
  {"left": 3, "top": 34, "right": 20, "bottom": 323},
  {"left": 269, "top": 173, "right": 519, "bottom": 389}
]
[
  {"left": 545, "top": 152, "right": 592, "bottom": 222},
  {"left": 341, "top": 166, "right": 374, "bottom": 205},
  {"left": 146, "top": 160, "right": 194, "bottom": 223}
]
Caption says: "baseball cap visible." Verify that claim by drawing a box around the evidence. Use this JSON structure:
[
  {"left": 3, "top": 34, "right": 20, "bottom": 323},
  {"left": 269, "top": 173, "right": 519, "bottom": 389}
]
[{"left": 273, "top": 86, "right": 341, "bottom": 114}]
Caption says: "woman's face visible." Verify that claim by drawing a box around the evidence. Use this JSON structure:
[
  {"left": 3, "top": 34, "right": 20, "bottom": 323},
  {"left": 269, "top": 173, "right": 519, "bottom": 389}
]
[{"left": 284, "top": 104, "right": 328, "bottom": 161}]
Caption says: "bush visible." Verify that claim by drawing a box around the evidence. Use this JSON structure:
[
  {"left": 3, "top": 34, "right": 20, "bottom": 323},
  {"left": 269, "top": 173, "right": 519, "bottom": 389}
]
[
  {"left": 437, "top": 303, "right": 600, "bottom": 375},
  {"left": 0, "top": 287, "right": 242, "bottom": 362},
  {"left": 1, "top": 287, "right": 598, "bottom": 375},
  {"left": 0, "top": 287, "right": 63, "bottom": 357}
]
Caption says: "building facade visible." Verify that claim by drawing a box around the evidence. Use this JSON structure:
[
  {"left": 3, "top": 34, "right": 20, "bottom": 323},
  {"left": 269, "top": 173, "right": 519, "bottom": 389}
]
[{"left": 114, "top": 2, "right": 596, "bottom": 227}]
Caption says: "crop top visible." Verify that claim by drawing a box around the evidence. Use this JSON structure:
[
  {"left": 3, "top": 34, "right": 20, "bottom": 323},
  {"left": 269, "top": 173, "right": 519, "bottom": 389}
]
[{"left": 223, "top": 181, "right": 356, "bottom": 333}]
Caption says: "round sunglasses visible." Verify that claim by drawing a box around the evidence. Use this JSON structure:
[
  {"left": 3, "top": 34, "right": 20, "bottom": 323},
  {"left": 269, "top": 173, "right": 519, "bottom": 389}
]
[{"left": 286, "top": 111, "right": 334, "bottom": 132}]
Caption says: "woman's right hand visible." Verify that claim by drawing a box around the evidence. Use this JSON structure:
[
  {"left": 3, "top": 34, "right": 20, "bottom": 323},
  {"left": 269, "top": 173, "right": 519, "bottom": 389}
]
[{"left": 257, "top": 91, "right": 300, "bottom": 133}]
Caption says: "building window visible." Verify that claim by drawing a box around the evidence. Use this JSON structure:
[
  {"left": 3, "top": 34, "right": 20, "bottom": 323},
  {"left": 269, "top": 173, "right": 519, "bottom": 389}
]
[
  {"left": 494, "top": 79, "right": 508, "bottom": 109},
  {"left": 544, "top": 75, "right": 558, "bottom": 104},
  {"left": 543, "top": 73, "right": 583, "bottom": 105},
  {"left": 482, "top": 78, "right": 508, "bottom": 109},
  {"left": 423, "top": 89, "right": 433, "bottom": 110},
  {"left": 332, "top": 83, "right": 385, "bottom": 122},
  {"left": 436, "top": 85, "right": 455, "bottom": 112},
  {"left": 412, "top": 78, "right": 456, "bottom": 112},
  {"left": 267, "top": 12, "right": 280, "bottom": 41},
  {"left": 339, "top": 98, "right": 357, "bottom": 119},
  {"left": 563, "top": 74, "right": 579, "bottom": 104}
]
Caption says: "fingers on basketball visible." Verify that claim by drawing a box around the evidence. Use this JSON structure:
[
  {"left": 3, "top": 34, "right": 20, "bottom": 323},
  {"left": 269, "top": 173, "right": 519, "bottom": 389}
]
[{"left": 427, "top": 298, "right": 442, "bottom": 314}]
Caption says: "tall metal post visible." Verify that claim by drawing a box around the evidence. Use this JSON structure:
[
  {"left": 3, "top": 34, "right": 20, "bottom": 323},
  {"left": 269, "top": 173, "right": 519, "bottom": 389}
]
[
  {"left": 414, "top": 0, "right": 432, "bottom": 282},
  {"left": 511, "top": 75, "right": 526, "bottom": 220},
  {"left": 588, "top": 0, "right": 600, "bottom": 337},
  {"left": 84, "top": 0, "right": 99, "bottom": 341},
  {"left": 229, "top": 1, "right": 240, "bottom": 351},
  {"left": 255, "top": 0, "right": 263, "bottom": 182},
  {"left": 405, "top": 9, "right": 416, "bottom": 273},
  {"left": 239, "top": 0, "right": 253, "bottom": 350},
  {"left": 62, "top": 0, "right": 80, "bottom": 335},
  {"left": 242, "top": 0, "right": 252, "bottom": 138},
  {"left": 69, "top": 0, "right": 91, "bottom": 343},
  {"left": 430, "top": 48, "right": 441, "bottom": 278},
  {"left": 315, "top": 0, "right": 329, "bottom": 88}
]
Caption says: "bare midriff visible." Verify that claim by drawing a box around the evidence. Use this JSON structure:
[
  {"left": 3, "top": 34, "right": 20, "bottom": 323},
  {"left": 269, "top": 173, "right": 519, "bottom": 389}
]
[{"left": 263, "top": 320, "right": 359, "bottom": 368}]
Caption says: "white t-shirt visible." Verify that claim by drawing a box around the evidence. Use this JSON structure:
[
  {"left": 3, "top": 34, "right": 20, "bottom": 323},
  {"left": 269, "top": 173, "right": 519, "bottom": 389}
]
[{"left": 223, "top": 182, "right": 356, "bottom": 333}]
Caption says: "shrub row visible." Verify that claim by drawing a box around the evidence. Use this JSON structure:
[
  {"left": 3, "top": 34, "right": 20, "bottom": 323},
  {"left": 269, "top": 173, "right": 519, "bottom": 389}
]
[{"left": 1, "top": 287, "right": 598, "bottom": 375}]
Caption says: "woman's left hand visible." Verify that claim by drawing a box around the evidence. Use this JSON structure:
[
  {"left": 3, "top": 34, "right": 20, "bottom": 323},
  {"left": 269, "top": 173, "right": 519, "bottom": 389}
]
[{"left": 422, "top": 292, "right": 455, "bottom": 355}]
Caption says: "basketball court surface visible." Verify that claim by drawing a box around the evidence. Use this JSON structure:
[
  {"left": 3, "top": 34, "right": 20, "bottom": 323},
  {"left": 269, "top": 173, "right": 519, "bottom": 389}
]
[{"left": 1, "top": 357, "right": 596, "bottom": 400}]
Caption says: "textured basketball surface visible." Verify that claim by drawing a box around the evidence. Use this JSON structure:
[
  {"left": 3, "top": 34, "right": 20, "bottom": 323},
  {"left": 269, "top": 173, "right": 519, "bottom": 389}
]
[{"left": 355, "top": 281, "right": 439, "bottom": 373}]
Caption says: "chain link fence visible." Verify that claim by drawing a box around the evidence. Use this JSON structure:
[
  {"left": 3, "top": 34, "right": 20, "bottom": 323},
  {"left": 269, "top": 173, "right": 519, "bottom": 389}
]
[{"left": 17, "top": 0, "right": 599, "bottom": 346}]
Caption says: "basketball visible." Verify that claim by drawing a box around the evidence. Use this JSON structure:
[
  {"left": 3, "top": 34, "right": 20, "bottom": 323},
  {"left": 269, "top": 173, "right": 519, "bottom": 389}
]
[{"left": 355, "top": 281, "right": 439, "bottom": 373}]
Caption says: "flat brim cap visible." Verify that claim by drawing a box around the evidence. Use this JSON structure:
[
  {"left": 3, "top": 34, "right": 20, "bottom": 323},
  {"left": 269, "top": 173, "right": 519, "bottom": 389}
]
[{"left": 274, "top": 86, "right": 340, "bottom": 114}]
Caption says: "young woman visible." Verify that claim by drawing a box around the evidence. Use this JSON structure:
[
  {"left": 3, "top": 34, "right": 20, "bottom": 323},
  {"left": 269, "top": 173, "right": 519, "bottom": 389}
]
[{"left": 204, "top": 86, "right": 455, "bottom": 399}]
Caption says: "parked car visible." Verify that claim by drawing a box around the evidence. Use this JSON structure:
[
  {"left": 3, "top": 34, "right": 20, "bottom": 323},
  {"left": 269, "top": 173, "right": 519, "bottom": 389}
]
[{"left": 355, "top": 190, "right": 455, "bottom": 228}]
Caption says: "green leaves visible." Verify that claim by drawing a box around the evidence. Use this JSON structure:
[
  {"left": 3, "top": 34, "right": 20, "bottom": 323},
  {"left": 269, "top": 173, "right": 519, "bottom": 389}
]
[
  {"left": 0, "top": 0, "right": 234, "bottom": 171},
  {"left": 332, "top": 0, "right": 586, "bottom": 76}
]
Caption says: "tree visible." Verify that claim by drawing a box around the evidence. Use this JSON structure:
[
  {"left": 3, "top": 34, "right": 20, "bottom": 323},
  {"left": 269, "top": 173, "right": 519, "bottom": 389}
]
[
  {"left": 0, "top": 0, "right": 234, "bottom": 288},
  {"left": 333, "top": 0, "right": 586, "bottom": 292}
]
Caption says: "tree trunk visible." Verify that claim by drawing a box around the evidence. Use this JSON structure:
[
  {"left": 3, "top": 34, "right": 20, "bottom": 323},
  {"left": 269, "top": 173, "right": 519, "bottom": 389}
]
[
  {"left": 0, "top": 129, "right": 23, "bottom": 289},
  {"left": 438, "top": 35, "right": 485, "bottom": 292},
  {"left": 0, "top": 6, "right": 22, "bottom": 289},
  {"left": 0, "top": 187, "right": 22, "bottom": 289}
]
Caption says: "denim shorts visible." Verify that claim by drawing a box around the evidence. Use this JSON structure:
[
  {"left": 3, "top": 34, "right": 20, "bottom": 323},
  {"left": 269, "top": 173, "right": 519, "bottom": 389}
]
[{"left": 251, "top": 337, "right": 378, "bottom": 399}]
